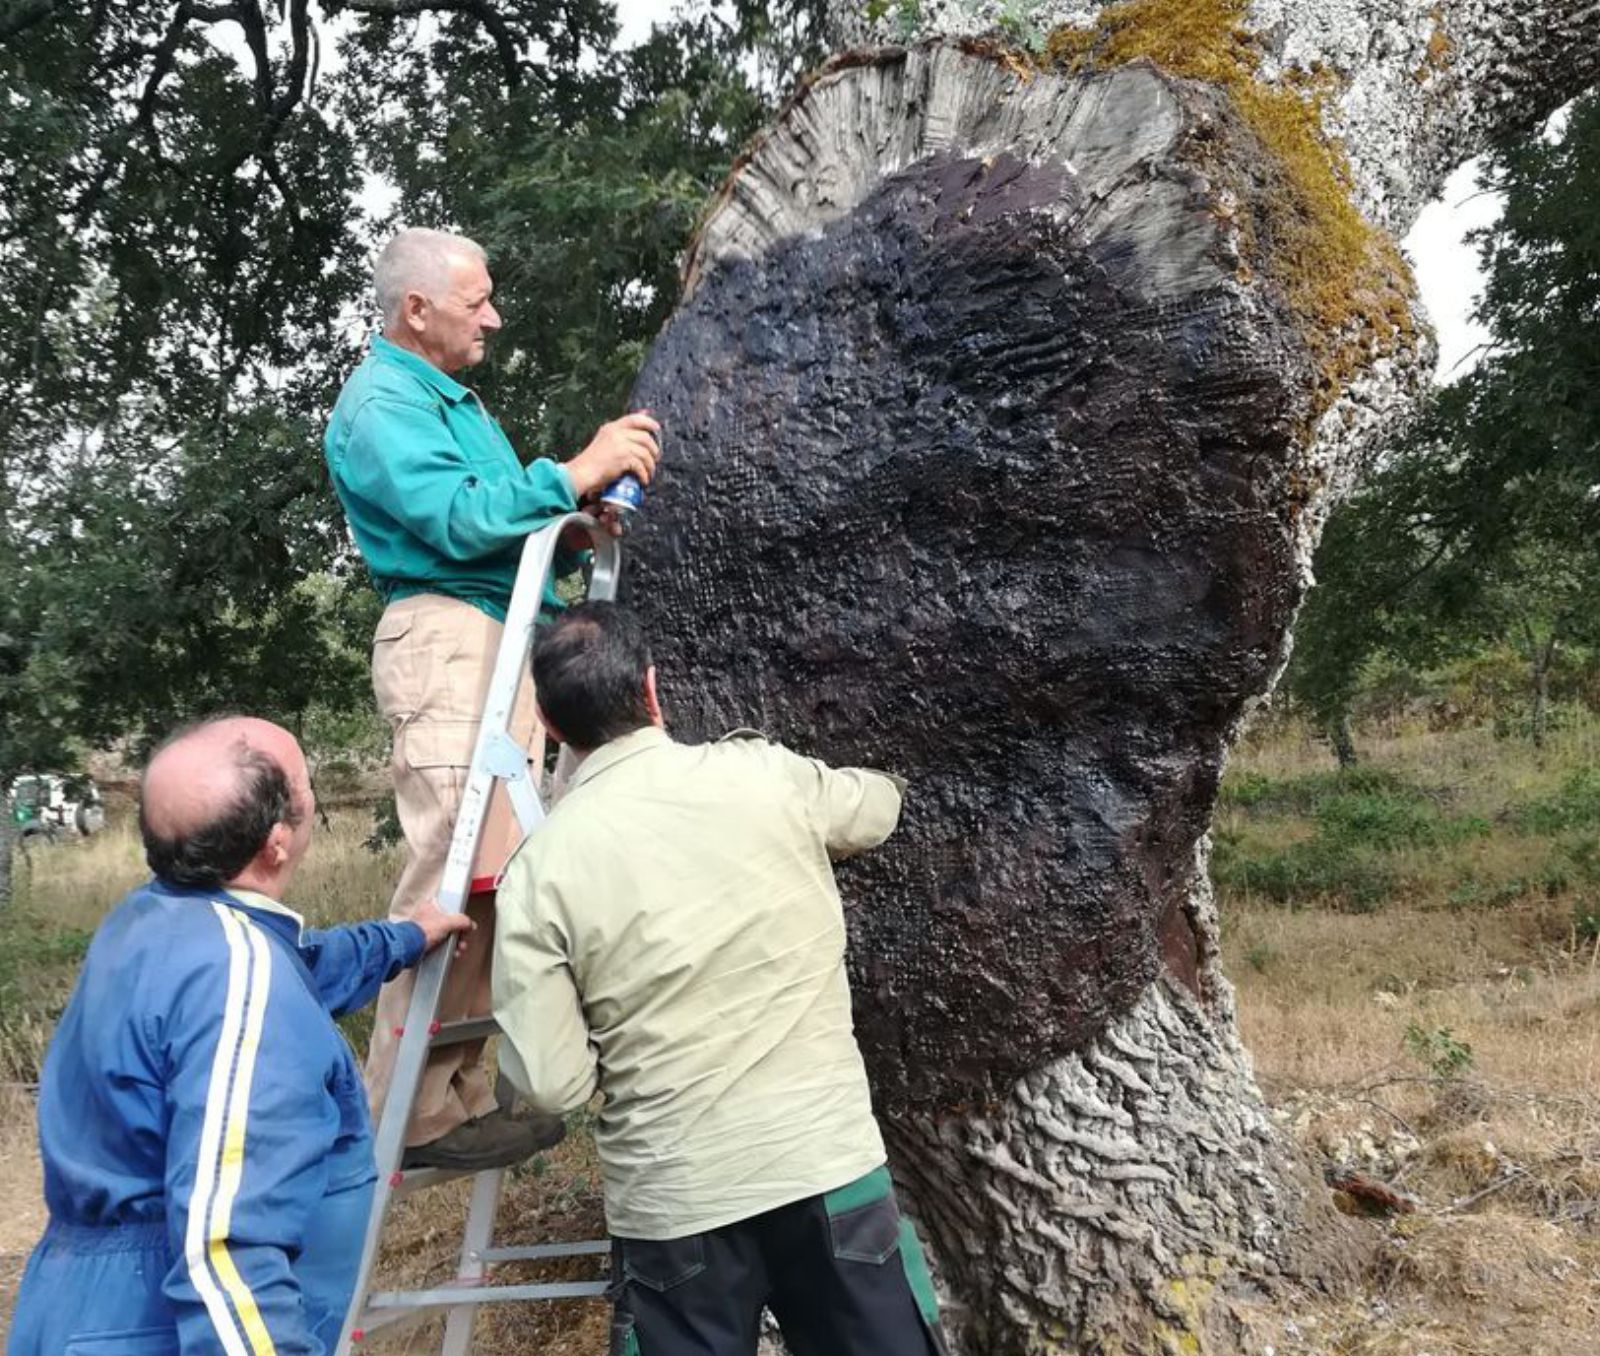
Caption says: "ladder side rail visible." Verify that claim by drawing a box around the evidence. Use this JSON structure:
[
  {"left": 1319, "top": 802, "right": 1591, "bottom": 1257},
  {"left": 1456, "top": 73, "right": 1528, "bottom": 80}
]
[{"left": 440, "top": 1168, "right": 507, "bottom": 1356}]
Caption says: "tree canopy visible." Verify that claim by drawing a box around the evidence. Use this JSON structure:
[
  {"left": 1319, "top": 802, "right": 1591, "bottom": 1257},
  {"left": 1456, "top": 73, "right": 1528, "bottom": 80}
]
[
  {"left": 0, "top": 0, "right": 823, "bottom": 789},
  {"left": 1287, "top": 91, "right": 1600, "bottom": 747}
]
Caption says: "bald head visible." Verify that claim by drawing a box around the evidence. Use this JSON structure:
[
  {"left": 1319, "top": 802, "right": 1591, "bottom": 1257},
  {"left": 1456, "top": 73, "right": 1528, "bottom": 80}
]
[{"left": 140, "top": 717, "right": 312, "bottom": 893}]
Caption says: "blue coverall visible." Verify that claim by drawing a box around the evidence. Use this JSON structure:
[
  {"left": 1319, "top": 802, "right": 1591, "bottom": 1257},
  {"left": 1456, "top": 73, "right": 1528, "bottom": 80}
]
[{"left": 7, "top": 880, "right": 425, "bottom": 1356}]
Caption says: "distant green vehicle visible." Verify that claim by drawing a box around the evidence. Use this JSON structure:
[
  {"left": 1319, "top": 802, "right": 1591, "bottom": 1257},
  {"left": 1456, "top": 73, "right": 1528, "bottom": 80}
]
[{"left": 8, "top": 774, "right": 105, "bottom": 842}]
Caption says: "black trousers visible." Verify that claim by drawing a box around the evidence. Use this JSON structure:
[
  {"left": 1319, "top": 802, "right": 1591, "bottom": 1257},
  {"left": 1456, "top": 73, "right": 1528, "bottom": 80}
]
[{"left": 609, "top": 1167, "right": 949, "bottom": 1356}]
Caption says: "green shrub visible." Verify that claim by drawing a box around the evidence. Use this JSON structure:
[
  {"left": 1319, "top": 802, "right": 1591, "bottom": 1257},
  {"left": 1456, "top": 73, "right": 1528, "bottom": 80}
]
[
  {"left": 1217, "top": 765, "right": 1417, "bottom": 817},
  {"left": 1513, "top": 769, "right": 1600, "bottom": 835},
  {"left": 1315, "top": 791, "right": 1490, "bottom": 850},
  {"left": 0, "top": 912, "right": 92, "bottom": 1080},
  {"left": 1244, "top": 942, "right": 1280, "bottom": 973},
  {"left": 1403, "top": 1022, "right": 1475, "bottom": 1078},
  {"left": 1211, "top": 834, "right": 1396, "bottom": 911},
  {"left": 1446, "top": 877, "right": 1529, "bottom": 911},
  {"left": 1217, "top": 770, "right": 1278, "bottom": 810}
]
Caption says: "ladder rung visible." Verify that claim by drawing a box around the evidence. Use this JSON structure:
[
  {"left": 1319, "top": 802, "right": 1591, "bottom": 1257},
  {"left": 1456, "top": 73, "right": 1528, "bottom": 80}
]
[
  {"left": 391, "top": 1166, "right": 474, "bottom": 1197},
  {"left": 478, "top": 1238, "right": 610, "bottom": 1263},
  {"left": 351, "top": 1305, "right": 434, "bottom": 1340},
  {"left": 430, "top": 1016, "right": 498, "bottom": 1047},
  {"left": 367, "top": 1280, "right": 611, "bottom": 1310}
]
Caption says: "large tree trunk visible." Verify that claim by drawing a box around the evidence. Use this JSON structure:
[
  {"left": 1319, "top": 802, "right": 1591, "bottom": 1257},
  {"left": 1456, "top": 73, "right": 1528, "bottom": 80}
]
[{"left": 622, "top": 5, "right": 1600, "bottom": 1351}]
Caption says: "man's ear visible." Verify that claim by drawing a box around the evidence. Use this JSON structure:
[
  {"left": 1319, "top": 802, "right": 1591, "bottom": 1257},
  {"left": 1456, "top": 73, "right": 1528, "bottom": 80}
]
[
  {"left": 262, "top": 820, "right": 293, "bottom": 870},
  {"left": 402, "top": 289, "right": 429, "bottom": 335},
  {"left": 536, "top": 700, "right": 568, "bottom": 747},
  {"left": 644, "top": 666, "right": 664, "bottom": 727}
]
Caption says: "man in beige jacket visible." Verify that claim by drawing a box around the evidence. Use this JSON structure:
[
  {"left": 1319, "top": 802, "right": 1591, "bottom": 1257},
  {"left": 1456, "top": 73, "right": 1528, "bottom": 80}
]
[{"left": 493, "top": 603, "right": 948, "bottom": 1356}]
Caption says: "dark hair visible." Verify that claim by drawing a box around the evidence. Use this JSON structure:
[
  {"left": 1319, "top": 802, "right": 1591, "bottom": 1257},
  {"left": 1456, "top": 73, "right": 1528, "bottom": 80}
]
[
  {"left": 140, "top": 725, "right": 302, "bottom": 890},
  {"left": 532, "top": 602, "right": 654, "bottom": 750}
]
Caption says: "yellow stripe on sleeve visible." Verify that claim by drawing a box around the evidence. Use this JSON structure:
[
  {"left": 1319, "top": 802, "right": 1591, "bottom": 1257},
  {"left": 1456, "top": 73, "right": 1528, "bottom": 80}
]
[
  {"left": 206, "top": 910, "right": 279, "bottom": 1356},
  {"left": 185, "top": 903, "right": 254, "bottom": 1356}
]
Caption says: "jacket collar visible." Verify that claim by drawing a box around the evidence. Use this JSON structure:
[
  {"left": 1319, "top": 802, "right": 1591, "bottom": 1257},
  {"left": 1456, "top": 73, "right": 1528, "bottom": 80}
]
[
  {"left": 371, "top": 335, "right": 472, "bottom": 405},
  {"left": 567, "top": 726, "right": 672, "bottom": 792},
  {"left": 148, "top": 878, "right": 305, "bottom": 946},
  {"left": 225, "top": 888, "right": 306, "bottom": 942}
]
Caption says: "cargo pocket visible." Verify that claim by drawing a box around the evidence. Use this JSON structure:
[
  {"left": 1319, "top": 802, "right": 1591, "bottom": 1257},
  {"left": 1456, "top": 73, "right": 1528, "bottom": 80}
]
[
  {"left": 621, "top": 1234, "right": 707, "bottom": 1292},
  {"left": 66, "top": 1330, "right": 179, "bottom": 1356},
  {"left": 371, "top": 611, "right": 416, "bottom": 721},
  {"left": 825, "top": 1167, "right": 902, "bottom": 1264},
  {"left": 401, "top": 719, "right": 479, "bottom": 773},
  {"left": 826, "top": 1168, "right": 951, "bottom": 1353}
]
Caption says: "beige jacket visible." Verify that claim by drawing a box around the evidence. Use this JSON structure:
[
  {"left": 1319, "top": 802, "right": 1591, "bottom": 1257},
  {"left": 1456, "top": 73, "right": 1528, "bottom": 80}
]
[{"left": 492, "top": 725, "right": 905, "bottom": 1239}]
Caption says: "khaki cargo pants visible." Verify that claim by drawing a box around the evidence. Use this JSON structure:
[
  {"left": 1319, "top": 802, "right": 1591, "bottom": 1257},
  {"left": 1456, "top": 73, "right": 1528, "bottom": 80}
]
[{"left": 362, "top": 592, "right": 543, "bottom": 1146}]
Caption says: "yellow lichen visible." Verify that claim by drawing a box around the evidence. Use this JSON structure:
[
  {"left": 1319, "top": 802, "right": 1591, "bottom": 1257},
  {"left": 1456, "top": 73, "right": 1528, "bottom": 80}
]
[
  {"left": 1038, "top": 0, "right": 1416, "bottom": 404},
  {"left": 1418, "top": 4, "right": 1454, "bottom": 80}
]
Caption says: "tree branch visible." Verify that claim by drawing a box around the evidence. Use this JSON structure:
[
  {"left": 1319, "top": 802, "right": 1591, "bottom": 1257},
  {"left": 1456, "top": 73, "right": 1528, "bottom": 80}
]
[
  {"left": 341, "top": 0, "right": 522, "bottom": 89},
  {"left": 71, "top": 2, "right": 193, "bottom": 229},
  {"left": 183, "top": 1, "right": 247, "bottom": 19}
]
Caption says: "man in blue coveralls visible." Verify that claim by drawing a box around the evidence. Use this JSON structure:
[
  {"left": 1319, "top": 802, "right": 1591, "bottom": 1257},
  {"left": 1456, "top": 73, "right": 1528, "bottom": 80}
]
[
  {"left": 7, "top": 716, "right": 471, "bottom": 1356},
  {"left": 325, "top": 227, "right": 662, "bottom": 1172}
]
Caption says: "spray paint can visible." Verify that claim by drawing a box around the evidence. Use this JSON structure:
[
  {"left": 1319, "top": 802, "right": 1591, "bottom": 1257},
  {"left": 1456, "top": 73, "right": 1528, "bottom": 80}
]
[
  {"left": 599, "top": 472, "right": 644, "bottom": 518},
  {"left": 600, "top": 418, "right": 658, "bottom": 521}
]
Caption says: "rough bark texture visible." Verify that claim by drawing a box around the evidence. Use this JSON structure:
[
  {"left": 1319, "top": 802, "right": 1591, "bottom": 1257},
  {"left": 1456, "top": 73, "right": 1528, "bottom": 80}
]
[
  {"left": 617, "top": 6, "right": 1600, "bottom": 1352},
  {"left": 840, "top": 1, "right": 1600, "bottom": 237}
]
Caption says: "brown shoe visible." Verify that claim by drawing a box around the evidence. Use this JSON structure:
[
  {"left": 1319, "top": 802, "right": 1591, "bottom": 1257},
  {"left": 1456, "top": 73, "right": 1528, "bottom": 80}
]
[
  {"left": 494, "top": 1071, "right": 570, "bottom": 1149},
  {"left": 401, "top": 1108, "right": 565, "bottom": 1171}
]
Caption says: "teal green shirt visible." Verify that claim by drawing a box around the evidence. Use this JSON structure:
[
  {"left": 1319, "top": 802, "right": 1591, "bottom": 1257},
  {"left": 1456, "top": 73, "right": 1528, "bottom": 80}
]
[{"left": 324, "top": 337, "right": 578, "bottom": 622}]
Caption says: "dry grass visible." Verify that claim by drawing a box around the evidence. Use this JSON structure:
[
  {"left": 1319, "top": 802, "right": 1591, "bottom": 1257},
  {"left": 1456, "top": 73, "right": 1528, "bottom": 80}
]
[
  {"left": 4, "top": 722, "right": 1600, "bottom": 1353},
  {"left": 1222, "top": 719, "right": 1600, "bottom": 1353}
]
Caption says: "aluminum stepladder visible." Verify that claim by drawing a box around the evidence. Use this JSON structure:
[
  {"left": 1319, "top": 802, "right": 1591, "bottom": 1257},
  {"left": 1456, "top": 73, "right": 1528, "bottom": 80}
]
[{"left": 336, "top": 512, "right": 619, "bottom": 1356}]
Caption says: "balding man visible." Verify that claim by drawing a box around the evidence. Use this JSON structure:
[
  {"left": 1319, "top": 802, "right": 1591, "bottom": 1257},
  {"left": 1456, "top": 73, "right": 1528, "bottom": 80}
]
[
  {"left": 6, "top": 717, "right": 470, "bottom": 1356},
  {"left": 325, "top": 227, "right": 661, "bottom": 1170}
]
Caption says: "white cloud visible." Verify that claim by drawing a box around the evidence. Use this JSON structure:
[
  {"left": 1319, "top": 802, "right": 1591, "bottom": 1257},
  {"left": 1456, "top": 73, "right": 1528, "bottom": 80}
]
[{"left": 1402, "top": 158, "right": 1501, "bottom": 384}]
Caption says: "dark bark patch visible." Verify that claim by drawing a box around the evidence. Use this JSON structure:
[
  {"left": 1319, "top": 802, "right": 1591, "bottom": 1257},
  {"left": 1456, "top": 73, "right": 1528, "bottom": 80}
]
[{"left": 626, "top": 57, "right": 1318, "bottom": 1111}]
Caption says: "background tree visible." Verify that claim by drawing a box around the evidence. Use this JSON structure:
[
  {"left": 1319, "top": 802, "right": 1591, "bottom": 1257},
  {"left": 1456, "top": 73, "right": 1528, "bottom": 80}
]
[
  {"left": 1288, "top": 90, "right": 1600, "bottom": 755},
  {"left": 0, "top": 0, "right": 822, "bottom": 901}
]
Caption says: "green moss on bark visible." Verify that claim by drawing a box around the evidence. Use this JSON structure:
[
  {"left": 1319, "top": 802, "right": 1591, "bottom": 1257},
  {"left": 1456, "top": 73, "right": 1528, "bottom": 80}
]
[{"left": 1042, "top": 0, "right": 1417, "bottom": 401}]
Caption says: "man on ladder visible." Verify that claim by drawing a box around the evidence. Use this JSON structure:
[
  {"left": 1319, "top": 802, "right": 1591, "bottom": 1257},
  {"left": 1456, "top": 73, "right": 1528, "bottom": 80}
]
[{"left": 325, "top": 226, "right": 661, "bottom": 1172}]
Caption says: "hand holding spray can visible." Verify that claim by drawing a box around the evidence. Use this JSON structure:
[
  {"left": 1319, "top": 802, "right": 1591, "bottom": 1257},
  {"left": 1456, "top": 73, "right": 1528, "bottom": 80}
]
[{"left": 598, "top": 412, "right": 658, "bottom": 523}]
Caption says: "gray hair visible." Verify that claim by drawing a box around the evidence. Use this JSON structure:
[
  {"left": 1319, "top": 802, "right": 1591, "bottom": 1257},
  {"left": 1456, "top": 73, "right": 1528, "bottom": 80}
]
[{"left": 374, "top": 228, "right": 486, "bottom": 324}]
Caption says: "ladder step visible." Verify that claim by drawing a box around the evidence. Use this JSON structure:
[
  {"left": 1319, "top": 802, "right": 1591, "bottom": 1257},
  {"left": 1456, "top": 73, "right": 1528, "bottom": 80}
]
[
  {"left": 478, "top": 1239, "right": 610, "bottom": 1263},
  {"left": 367, "top": 1279, "right": 611, "bottom": 1311},
  {"left": 430, "top": 1015, "right": 498, "bottom": 1047},
  {"left": 390, "top": 1166, "right": 475, "bottom": 1197}
]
